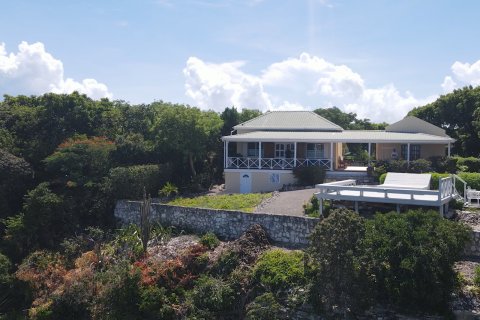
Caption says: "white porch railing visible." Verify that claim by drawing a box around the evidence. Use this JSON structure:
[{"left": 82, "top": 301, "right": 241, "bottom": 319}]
[
  {"left": 226, "top": 157, "right": 332, "bottom": 170},
  {"left": 315, "top": 176, "right": 455, "bottom": 216}
]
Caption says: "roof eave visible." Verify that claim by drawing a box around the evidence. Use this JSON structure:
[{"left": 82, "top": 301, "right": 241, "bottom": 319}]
[{"left": 221, "top": 136, "right": 455, "bottom": 144}]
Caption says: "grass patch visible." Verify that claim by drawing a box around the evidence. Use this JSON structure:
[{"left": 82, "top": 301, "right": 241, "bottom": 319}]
[{"left": 167, "top": 193, "right": 272, "bottom": 212}]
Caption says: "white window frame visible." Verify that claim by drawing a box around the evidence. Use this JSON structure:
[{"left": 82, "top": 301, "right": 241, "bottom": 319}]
[
  {"left": 275, "top": 143, "right": 295, "bottom": 158},
  {"left": 306, "top": 143, "right": 325, "bottom": 159},
  {"left": 247, "top": 142, "right": 259, "bottom": 157}
]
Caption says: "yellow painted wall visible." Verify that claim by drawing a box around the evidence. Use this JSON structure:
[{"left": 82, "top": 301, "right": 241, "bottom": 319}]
[
  {"left": 224, "top": 170, "right": 297, "bottom": 193},
  {"left": 377, "top": 143, "right": 446, "bottom": 160},
  {"left": 420, "top": 144, "right": 445, "bottom": 158}
]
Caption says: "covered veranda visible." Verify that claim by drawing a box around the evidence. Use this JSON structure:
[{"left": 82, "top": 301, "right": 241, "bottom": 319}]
[{"left": 222, "top": 130, "right": 454, "bottom": 171}]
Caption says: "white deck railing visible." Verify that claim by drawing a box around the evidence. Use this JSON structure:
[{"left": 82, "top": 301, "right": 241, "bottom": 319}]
[
  {"left": 315, "top": 176, "right": 454, "bottom": 215},
  {"left": 226, "top": 157, "right": 332, "bottom": 170}
]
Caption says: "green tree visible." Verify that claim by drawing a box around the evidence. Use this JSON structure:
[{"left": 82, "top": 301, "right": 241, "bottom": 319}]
[
  {"left": 409, "top": 85, "right": 480, "bottom": 156},
  {"left": 307, "top": 208, "right": 371, "bottom": 315},
  {"left": 0, "top": 149, "right": 34, "bottom": 219},
  {"left": 2, "top": 183, "right": 67, "bottom": 258},
  {"left": 314, "top": 106, "right": 387, "bottom": 130},
  {"left": 44, "top": 136, "right": 116, "bottom": 187},
  {"left": 151, "top": 103, "right": 223, "bottom": 178},
  {"left": 363, "top": 210, "right": 471, "bottom": 312}
]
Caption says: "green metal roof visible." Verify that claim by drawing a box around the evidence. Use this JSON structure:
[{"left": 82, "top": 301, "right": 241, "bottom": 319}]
[{"left": 233, "top": 111, "right": 343, "bottom": 131}]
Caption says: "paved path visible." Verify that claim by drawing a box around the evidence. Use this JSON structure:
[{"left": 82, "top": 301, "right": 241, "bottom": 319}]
[{"left": 255, "top": 188, "right": 318, "bottom": 216}]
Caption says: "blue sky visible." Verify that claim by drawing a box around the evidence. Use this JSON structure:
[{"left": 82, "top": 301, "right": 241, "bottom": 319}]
[{"left": 1, "top": 0, "right": 480, "bottom": 122}]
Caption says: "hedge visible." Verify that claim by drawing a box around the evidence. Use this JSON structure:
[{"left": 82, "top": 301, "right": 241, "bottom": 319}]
[
  {"left": 455, "top": 156, "right": 480, "bottom": 173},
  {"left": 378, "top": 171, "right": 480, "bottom": 191},
  {"left": 106, "top": 164, "right": 172, "bottom": 199}
]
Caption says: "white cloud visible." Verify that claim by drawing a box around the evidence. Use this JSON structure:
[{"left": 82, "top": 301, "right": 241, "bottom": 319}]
[
  {"left": 183, "top": 56, "right": 271, "bottom": 111},
  {"left": 0, "top": 41, "right": 112, "bottom": 99},
  {"left": 183, "top": 52, "right": 427, "bottom": 123},
  {"left": 442, "top": 59, "right": 480, "bottom": 93},
  {"left": 441, "top": 76, "right": 457, "bottom": 93}
]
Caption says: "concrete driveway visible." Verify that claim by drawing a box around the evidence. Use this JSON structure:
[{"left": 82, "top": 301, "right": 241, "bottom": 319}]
[{"left": 255, "top": 188, "right": 318, "bottom": 216}]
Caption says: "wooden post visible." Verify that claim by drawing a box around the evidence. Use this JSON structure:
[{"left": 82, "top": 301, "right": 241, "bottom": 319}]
[
  {"left": 258, "top": 141, "right": 262, "bottom": 169},
  {"left": 330, "top": 142, "right": 334, "bottom": 171},
  {"left": 225, "top": 141, "right": 229, "bottom": 168},
  {"left": 368, "top": 143, "right": 371, "bottom": 166},
  {"left": 294, "top": 142, "right": 297, "bottom": 167},
  {"left": 407, "top": 143, "right": 410, "bottom": 166}
]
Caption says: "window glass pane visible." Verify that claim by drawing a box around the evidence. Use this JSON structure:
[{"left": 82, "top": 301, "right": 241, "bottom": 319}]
[{"left": 247, "top": 142, "right": 258, "bottom": 157}]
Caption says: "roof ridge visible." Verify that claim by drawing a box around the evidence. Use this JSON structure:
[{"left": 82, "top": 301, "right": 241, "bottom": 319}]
[
  {"left": 309, "top": 111, "right": 344, "bottom": 130},
  {"left": 233, "top": 110, "right": 344, "bottom": 130}
]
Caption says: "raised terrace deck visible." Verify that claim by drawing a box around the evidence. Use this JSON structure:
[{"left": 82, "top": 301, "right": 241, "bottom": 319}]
[{"left": 315, "top": 175, "right": 455, "bottom": 215}]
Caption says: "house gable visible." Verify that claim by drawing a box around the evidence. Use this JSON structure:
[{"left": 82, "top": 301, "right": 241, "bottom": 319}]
[{"left": 386, "top": 116, "right": 447, "bottom": 137}]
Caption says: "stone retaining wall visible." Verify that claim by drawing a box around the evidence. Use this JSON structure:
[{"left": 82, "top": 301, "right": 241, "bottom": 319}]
[
  {"left": 114, "top": 200, "right": 319, "bottom": 248},
  {"left": 115, "top": 200, "right": 480, "bottom": 254}
]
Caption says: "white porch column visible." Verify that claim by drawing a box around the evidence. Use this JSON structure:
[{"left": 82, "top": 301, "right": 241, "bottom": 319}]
[
  {"left": 294, "top": 142, "right": 297, "bottom": 167},
  {"left": 225, "top": 141, "right": 229, "bottom": 168},
  {"left": 368, "top": 143, "right": 371, "bottom": 166},
  {"left": 407, "top": 143, "right": 410, "bottom": 165},
  {"left": 258, "top": 142, "right": 262, "bottom": 169},
  {"left": 448, "top": 143, "right": 451, "bottom": 157},
  {"left": 330, "top": 142, "right": 334, "bottom": 171}
]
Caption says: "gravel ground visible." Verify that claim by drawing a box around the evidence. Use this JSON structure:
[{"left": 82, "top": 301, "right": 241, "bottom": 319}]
[{"left": 254, "top": 188, "right": 317, "bottom": 216}]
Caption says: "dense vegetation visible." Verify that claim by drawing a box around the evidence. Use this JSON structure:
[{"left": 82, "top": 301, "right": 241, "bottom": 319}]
[
  {"left": 409, "top": 85, "right": 480, "bottom": 157},
  {"left": 1, "top": 87, "right": 480, "bottom": 318},
  {"left": 0, "top": 209, "right": 470, "bottom": 319}
]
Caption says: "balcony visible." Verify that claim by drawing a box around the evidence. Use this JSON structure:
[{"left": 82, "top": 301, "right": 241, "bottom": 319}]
[{"left": 226, "top": 157, "right": 332, "bottom": 170}]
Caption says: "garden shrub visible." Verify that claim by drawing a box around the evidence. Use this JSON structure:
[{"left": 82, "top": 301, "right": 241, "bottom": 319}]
[
  {"left": 303, "top": 196, "right": 319, "bottom": 217},
  {"left": 200, "top": 232, "right": 220, "bottom": 250},
  {"left": 474, "top": 266, "right": 480, "bottom": 287},
  {"left": 245, "top": 292, "right": 283, "bottom": 320},
  {"left": 455, "top": 156, "right": 480, "bottom": 173},
  {"left": 457, "top": 172, "right": 480, "bottom": 190},
  {"left": 211, "top": 250, "right": 241, "bottom": 277},
  {"left": 363, "top": 210, "right": 471, "bottom": 313},
  {"left": 292, "top": 166, "right": 325, "bottom": 186},
  {"left": 93, "top": 264, "right": 142, "bottom": 320},
  {"left": 0, "top": 252, "right": 12, "bottom": 284},
  {"left": 379, "top": 172, "right": 387, "bottom": 184},
  {"left": 253, "top": 249, "right": 305, "bottom": 293},
  {"left": 187, "top": 275, "right": 237, "bottom": 317},
  {"left": 429, "top": 172, "right": 451, "bottom": 189},
  {"left": 159, "top": 181, "right": 178, "bottom": 199},
  {"left": 308, "top": 209, "right": 370, "bottom": 314},
  {"left": 48, "top": 280, "right": 93, "bottom": 320},
  {"left": 408, "top": 159, "right": 432, "bottom": 173},
  {"left": 139, "top": 286, "right": 176, "bottom": 320},
  {"left": 106, "top": 164, "right": 172, "bottom": 200},
  {"left": 388, "top": 159, "right": 408, "bottom": 172},
  {"left": 428, "top": 156, "right": 457, "bottom": 173}
]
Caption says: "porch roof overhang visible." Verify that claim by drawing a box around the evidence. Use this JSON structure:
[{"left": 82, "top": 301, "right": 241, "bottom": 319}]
[{"left": 221, "top": 130, "right": 455, "bottom": 144}]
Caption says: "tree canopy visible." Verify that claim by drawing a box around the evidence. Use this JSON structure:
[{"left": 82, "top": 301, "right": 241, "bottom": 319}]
[
  {"left": 314, "top": 106, "right": 387, "bottom": 130},
  {"left": 408, "top": 85, "right": 480, "bottom": 156}
]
